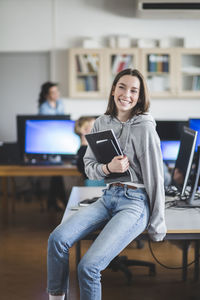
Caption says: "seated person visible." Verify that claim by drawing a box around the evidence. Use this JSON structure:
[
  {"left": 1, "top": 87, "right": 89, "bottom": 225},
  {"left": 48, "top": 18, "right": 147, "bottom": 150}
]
[
  {"left": 38, "top": 81, "right": 66, "bottom": 211},
  {"left": 38, "top": 81, "right": 64, "bottom": 115},
  {"left": 74, "top": 116, "right": 105, "bottom": 186},
  {"left": 163, "top": 161, "right": 172, "bottom": 187}
]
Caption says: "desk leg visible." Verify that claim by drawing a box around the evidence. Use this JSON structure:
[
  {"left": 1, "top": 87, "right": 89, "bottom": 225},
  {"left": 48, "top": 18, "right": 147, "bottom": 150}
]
[
  {"left": 76, "top": 241, "right": 81, "bottom": 268},
  {"left": 194, "top": 240, "right": 199, "bottom": 281},
  {"left": 182, "top": 240, "right": 189, "bottom": 281},
  {"left": 10, "top": 177, "right": 16, "bottom": 213},
  {"left": 1, "top": 177, "right": 8, "bottom": 223},
  {"left": 35, "top": 179, "right": 45, "bottom": 213}
]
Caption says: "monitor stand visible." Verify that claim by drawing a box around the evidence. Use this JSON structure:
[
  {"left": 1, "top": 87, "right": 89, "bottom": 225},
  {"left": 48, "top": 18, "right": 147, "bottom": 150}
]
[{"left": 175, "top": 198, "right": 200, "bottom": 208}]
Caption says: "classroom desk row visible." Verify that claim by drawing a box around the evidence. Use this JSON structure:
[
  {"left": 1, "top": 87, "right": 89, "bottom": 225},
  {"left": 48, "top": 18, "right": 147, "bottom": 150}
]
[{"left": 0, "top": 164, "right": 81, "bottom": 222}]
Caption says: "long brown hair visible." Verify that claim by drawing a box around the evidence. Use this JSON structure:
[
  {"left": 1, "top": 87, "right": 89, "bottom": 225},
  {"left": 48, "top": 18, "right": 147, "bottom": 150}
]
[
  {"left": 38, "top": 81, "right": 58, "bottom": 107},
  {"left": 105, "top": 69, "right": 150, "bottom": 118}
]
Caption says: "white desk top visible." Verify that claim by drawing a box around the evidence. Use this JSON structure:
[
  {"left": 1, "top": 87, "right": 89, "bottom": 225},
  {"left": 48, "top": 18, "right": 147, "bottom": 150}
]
[{"left": 62, "top": 187, "right": 200, "bottom": 234}]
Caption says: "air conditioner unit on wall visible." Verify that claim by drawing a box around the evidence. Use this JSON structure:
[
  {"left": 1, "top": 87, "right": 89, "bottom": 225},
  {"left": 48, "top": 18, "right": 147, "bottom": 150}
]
[{"left": 135, "top": 0, "right": 200, "bottom": 18}]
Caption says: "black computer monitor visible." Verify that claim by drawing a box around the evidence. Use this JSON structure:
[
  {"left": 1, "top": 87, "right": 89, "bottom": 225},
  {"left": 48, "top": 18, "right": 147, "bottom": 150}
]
[
  {"left": 157, "top": 120, "right": 188, "bottom": 164},
  {"left": 189, "top": 118, "right": 200, "bottom": 152},
  {"left": 17, "top": 115, "right": 80, "bottom": 164},
  {"left": 171, "top": 127, "right": 197, "bottom": 198},
  {"left": 156, "top": 120, "right": 188, "bottom": 140}
]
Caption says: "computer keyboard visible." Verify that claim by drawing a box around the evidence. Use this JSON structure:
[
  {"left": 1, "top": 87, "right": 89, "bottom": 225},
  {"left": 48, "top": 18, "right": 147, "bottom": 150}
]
[
  {"left": 22, "top": 161, "right": 64, "bottom": 166},
  {"left": 165, "top": 185, "right": 179, "bottom": 197}
]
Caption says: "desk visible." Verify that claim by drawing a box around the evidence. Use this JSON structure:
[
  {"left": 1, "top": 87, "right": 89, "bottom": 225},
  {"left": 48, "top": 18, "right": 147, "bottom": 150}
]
[
  {"left": 62, "top": 186, "right": 200, "bottom": 281},
  {"left": 0, "top": 164, "right": 81, "bottom": 220}
]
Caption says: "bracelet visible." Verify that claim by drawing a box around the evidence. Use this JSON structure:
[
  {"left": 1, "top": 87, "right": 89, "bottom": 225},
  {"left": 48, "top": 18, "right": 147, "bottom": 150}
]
[{"left": 106, "top": 163, "right": 112, "bottom": 174}]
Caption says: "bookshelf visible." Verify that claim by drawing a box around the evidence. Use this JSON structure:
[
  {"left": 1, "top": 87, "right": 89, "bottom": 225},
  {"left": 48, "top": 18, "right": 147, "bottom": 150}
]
[
  {"left": 176, "top": 48, "right": 200, "bottom": 98},
  {"left": 68, "top": 47, "right": 200, "bottom": 99},
  {"left": 141, "top": 48, "right": 176, "bottom": 98},
  {"left": 105, "top": 49, "right": 139, "bottom": 96},
  {"left": 68, "top": 48, "right": 105, "bottom": 98}
]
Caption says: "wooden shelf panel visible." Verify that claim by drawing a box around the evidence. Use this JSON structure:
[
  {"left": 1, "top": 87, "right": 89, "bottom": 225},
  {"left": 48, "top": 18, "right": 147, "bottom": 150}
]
[{"left": 69, "top": 47, "right": 200, "bottom": 99}]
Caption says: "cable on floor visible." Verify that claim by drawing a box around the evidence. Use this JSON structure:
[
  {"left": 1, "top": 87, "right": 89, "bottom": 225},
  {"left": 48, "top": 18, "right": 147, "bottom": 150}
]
[{"left": 148, "top": 240, "right": 197, "bottom": 269}]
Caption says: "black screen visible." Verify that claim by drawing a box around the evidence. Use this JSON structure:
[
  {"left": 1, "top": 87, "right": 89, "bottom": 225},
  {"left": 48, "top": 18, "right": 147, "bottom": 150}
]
[
  {"left": 171, "top": 127, "right": 197, "bottom": 196},
  {"left": 156, "top": 120, "right": 188, "bottom": 141}
]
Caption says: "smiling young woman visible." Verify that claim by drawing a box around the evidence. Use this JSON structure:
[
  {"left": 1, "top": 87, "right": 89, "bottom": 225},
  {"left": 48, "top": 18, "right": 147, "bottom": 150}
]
[
  {"left": 112, "top": 74, "right": 140, "bottom": 119},
  {"left": 47, "top": 69, "right": 166, "bottom": 300}
]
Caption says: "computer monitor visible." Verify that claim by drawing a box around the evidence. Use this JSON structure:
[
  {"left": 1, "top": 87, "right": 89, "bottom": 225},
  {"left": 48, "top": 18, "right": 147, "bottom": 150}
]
[
  {"left": 189, "top": 118, "right": 200, "bottom": 152},
  {"left": 17, "top": 115, "right": 80, "bottom": 164},
  {"left": 160, "top": 140, "right": 180, "bottom": 163},
  {"left": 156, "top": 120, "right": 188, "bottom": 140},
  {"left": 171, "top": 126, "right": 197, "bottom": 197}
]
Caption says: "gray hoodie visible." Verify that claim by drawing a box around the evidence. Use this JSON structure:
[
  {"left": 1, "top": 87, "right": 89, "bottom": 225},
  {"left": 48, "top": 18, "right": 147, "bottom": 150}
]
[{"left": 84, "top": 113, "right": 167, "bottom": 241}]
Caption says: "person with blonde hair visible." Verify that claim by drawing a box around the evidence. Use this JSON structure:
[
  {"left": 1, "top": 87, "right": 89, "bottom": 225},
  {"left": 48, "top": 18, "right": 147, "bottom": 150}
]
[{"left": 74, "top": 116, "right": 105, "bottom": 186}]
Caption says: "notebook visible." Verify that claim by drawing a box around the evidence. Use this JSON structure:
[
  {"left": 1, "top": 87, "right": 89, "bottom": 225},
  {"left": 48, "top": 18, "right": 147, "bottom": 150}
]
[{"left": 85, "top": 129, "right": 131, "bottom": 183}]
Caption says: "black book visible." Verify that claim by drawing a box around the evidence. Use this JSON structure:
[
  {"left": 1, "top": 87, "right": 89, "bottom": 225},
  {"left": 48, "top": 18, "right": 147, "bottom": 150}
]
[{"left": 85, "top": 129, "right": 131, "bottom": 183}]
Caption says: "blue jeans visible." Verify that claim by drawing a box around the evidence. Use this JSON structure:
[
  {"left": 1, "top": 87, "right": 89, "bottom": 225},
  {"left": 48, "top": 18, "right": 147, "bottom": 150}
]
[{"left": 47, "top": 185, "right": 150, "bottom": 299}]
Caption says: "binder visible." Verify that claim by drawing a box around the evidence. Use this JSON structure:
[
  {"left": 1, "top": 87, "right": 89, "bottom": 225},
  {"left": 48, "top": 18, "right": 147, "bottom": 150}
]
[{"left": 85, "top": 129, "right": 131, "bottom": 183}]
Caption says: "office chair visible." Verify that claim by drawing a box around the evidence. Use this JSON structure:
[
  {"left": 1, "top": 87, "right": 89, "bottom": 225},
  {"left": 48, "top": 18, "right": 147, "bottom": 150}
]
[
  {"left": 76, "top": 236, "right": 155, "bottom": 285},
  {"left": 14, "top": 177, "right": 48, "bottom": 211},
  {"left": 107, "top": 242, "right": 156, "bottom": 285}
]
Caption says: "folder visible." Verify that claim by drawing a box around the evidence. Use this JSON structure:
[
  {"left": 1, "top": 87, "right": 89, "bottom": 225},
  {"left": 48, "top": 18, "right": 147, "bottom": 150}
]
[{"left": 85, "top": 129, "right": 131, "bottom": 183}]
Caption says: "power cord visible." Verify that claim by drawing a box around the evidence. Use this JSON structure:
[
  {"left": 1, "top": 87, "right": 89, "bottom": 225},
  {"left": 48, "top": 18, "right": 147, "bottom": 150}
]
[{"left": 148, "top": 240, "right": 197, "bottom": 270}]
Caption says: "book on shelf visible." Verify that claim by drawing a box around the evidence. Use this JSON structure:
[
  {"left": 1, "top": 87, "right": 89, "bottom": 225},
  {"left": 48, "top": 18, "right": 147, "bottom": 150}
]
[
  {"left": 112, "top": 55, "right": 133, "bottom": 75},
  {"left": 148, "top": 54, "right": 157, "bottom": 72},
  {"left": 86, "top": 58, "right": 94, "bottom": 72},
  {"left": 117, "top": 60, "right": 126, "bottom": 73},
  {"left": 148, "top": 54, "right": 169, "bottom": 73},
  {"left": 77, "top": 76, "right": 98, "bottom": 92},
  {"left": 85, "top": 76, "right": 98, "bottom": 91},
  {"left": 85, "top": 129, "right": 131, "bottom": 183},
  {"left": 78, "top": 54, "right": 88, "bottom": 73},
  {"left": 118, "top": 55, "right": 133, "bottom": 73},
  {"left": 147, "top": 75, "right": 169, "bottom": 92},
  {"left": 125, "top": 55, "right": 133, "bottom": 69},
  {"left": 112, "top": 55, "right": 122, "bottom": 74},
  {"left": 77, "top": 77, "right": 85, "bottom": 92},
  {"left": 87, "top": 54, "right": 98, "bottom": 72},
  {"left": 156, "top": 55, "right": 163, "bottom": 73},
  {"left": 192, "top": 76, "right": 200, "bottom": 91},
  {"left": 76, "top": 55, "right": 81, "bottom": 72},
  {"left": 76, "top": 54, "right": 99, "bottom": 74},
  {"left": 163, "top": 55, "right": 169, "bottom": 72}
]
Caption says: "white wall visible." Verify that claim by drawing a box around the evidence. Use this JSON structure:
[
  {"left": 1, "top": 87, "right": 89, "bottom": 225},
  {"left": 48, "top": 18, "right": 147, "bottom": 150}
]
[
  {"left": 2, "top": 0, "right": 199, "bottom": 50},
  {"left": 1, "top": 0, "right": 200, "bottom": 138},
  {"left": 0, "top": 52, "right": 50, "bottom": 141},
  {"left": 0, "top": 0, "right": 52, "bottom": 51}
]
